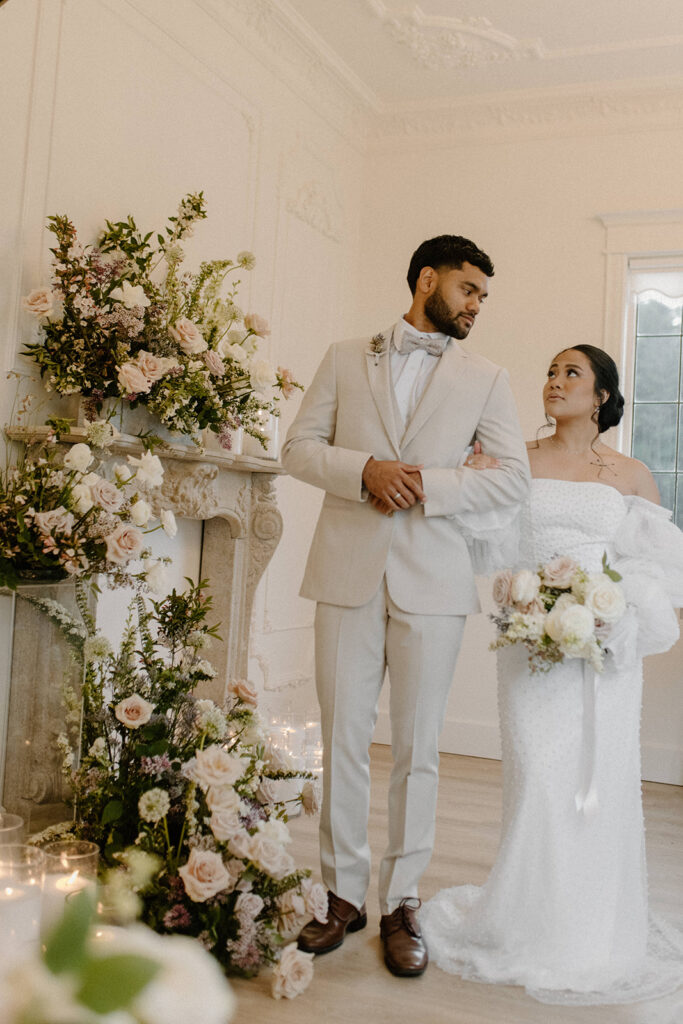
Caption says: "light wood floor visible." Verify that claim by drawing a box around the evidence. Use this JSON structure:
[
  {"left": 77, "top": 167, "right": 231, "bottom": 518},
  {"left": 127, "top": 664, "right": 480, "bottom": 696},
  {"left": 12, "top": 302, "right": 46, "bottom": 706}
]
[{"left": 230, "top": 745, "right": 683, "bottom": 1024}]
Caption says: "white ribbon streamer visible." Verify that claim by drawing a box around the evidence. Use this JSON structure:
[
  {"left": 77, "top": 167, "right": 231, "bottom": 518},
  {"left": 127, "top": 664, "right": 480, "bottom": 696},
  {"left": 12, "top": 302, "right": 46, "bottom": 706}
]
[{"left": 575, "top": 661, "right": 600, "bottom": 817}]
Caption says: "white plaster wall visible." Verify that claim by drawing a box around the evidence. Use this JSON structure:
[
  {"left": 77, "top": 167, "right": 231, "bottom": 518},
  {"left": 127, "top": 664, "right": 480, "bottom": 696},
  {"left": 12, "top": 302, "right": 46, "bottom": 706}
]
[{"left": 362, "top": 126, "right": 683, "bottom": 783}]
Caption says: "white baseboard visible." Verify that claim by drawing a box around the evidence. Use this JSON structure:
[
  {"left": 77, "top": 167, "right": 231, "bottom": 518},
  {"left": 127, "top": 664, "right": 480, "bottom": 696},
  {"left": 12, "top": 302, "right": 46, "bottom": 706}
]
[{"left": 372, "top": 711, "right": 683, "bottom": 786}]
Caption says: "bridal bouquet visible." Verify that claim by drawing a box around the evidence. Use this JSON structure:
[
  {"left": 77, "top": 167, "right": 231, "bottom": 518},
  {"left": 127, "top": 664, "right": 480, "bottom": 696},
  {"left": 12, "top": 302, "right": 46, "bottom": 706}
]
[
  {"left": 490, "top": 554, "right": 626, "bottom": 673},
  {"left": 0, "top": 420, "right": 175, "bottom": 590},
  {"left": 22, "top": 193, "right": 301, "bottom": 448},
  {"left": 31, "top": 581, "right": 322, "bottom": 996}
]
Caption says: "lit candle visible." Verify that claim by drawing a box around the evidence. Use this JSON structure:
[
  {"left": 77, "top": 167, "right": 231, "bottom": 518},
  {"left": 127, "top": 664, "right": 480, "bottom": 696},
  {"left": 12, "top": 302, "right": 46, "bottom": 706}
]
[{"left": 41, "top": 869, "right": 97, "bottom": 938}]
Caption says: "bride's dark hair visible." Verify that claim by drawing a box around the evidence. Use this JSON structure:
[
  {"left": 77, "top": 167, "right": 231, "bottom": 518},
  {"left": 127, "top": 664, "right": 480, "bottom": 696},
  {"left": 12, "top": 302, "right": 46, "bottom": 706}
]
[{"left": 556, "top": 344, "right": 625, "bottom": 433}]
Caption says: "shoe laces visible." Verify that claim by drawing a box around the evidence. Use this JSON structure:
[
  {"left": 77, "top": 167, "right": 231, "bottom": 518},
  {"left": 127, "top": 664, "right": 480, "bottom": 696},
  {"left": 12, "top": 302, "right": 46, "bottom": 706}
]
[{"left": 389, "top": 897, "right": 422, "bottom": 937}]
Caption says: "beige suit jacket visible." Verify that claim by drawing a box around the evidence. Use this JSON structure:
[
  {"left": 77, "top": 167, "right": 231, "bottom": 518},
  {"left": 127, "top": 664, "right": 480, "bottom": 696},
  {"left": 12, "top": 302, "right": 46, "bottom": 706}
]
[{"left": 281, "top": 326, "right": 530, "bottom": 614}]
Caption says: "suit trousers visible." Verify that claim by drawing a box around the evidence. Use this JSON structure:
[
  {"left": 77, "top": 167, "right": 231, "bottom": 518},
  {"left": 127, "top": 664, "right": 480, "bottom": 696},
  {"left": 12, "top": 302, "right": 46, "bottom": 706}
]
[{"left": 314, "top": 580, "right": 466, "bottom": 914}]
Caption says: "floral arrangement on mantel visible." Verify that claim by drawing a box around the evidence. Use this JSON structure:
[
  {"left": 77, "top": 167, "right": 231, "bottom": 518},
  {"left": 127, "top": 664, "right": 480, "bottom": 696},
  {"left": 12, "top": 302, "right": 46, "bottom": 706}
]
[
  {"left": 31, "top": 580, "right": 324, "bottom": 999},
  {"left": 490, "top": 554, "right": 626, "bottom": 673},
  {"left": 0, "top": 417, "right": 176, "bottom": 591},
  {"left": 22, "top": 192, "right": 301, "bottom": 449}
]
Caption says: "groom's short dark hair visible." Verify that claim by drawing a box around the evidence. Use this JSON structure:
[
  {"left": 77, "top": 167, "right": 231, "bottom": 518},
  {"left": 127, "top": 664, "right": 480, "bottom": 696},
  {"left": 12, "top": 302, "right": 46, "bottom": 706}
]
[{"left": 407, "top": 235, "right": 494, "bottom": 295}]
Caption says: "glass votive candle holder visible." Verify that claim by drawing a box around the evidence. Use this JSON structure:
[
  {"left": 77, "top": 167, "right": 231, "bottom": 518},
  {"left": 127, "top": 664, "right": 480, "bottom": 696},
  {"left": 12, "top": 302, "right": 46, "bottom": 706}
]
[
  {"left": 0, "top": 844, "right": 45, "bottom": 972},
  {"left": 41, "top": 840, "right": 99, "bottom": 940},
  {"left": 0, "top": 812, "right": 25, "bottom": 845}
]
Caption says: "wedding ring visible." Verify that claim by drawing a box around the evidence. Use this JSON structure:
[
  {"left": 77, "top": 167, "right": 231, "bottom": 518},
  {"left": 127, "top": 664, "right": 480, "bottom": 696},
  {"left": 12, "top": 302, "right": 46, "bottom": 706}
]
[{"left": 393, "top": 492, "right": 401, "bottom": 500}]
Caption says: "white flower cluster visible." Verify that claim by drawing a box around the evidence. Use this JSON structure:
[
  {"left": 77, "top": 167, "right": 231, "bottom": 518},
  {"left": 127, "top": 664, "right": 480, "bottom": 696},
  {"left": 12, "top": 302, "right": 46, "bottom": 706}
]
[{"left": 491, "top": 555, "right": 626, "bottom": 673}]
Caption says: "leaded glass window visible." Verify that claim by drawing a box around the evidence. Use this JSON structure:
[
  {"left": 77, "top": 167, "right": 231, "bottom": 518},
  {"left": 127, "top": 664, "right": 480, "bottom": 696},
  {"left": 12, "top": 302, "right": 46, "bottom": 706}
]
[{"left": 629, "top": 262, "right": 683, "bottom": 528}]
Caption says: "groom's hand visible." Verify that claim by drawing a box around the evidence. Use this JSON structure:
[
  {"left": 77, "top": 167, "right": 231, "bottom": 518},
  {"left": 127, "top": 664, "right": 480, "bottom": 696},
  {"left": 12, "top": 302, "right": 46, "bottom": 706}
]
[{"left": 363, "top": 456, "right": 425, "bottom": 511}]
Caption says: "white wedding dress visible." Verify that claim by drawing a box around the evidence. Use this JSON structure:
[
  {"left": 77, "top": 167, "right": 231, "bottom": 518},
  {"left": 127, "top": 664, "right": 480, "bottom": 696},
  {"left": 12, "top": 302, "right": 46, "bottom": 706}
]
[{"left": 421, "top": 478, "right": 683, "bottom": 1005}]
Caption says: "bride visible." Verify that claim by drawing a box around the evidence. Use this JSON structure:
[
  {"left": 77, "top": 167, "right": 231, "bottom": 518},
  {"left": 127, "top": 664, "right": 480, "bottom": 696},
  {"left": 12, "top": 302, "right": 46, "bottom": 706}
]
[{"left": 420, "top": 344, "right": 683, "bottom": 1005}]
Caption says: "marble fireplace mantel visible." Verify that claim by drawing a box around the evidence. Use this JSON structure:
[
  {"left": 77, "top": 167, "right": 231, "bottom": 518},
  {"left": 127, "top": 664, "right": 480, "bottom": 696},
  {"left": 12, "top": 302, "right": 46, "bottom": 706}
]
[{"left": 1, "top": 425, "right": 284, "bottom": 831}]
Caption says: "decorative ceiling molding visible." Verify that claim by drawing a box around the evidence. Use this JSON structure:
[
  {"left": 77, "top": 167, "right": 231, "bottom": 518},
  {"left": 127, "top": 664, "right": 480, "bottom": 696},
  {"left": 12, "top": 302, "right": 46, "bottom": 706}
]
[
  {"left": 367, "top": 1, "right": 543, "bottom": 70},
  {"left": 367, "top": 1, "right": 683, "bottom": 73},
  {"left": 194, "top": 0, "right": 377, "bottom": 147},
  {"left": 375, "top": 80, "right": 683, "bottom": 143}
]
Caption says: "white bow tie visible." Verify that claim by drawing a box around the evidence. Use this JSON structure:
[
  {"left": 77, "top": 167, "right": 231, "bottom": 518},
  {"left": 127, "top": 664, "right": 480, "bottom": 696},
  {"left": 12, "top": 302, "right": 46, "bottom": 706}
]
[{"left": 396, "top": 331, "right": 448, "bottom": 357}]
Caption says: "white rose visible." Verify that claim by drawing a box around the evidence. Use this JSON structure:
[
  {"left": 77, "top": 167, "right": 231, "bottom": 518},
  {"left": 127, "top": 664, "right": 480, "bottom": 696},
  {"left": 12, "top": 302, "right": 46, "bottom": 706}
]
[
  {"left": 540, "top": 555, "right": 580, "bottom": 590},
  {"left": 205, "top": 785, "right": 242, "bottom": 814},
  {"left": 143, "top": 558, "right": 169, "bottom": 594},
  {"left": 249, "top": 356, "right": 277, "bottom": 395},
  {"left": 218, "top": 340, "right": 249, "bottom": 363},
  {"left": 160, "top": 509, "right": 177, "bottom": 537},
  {"left": 256, "top": 818, "right": 291, "bottom": 846},
  {"left": 63, "top": 443, "right": 93, "bottom": 473},
  {"left": 22, "top": 287, "right": 56, "bottom": 318},
  {"left": 169, "top": 317, "right": 207, "bottom": 354},
  {"left": 227, "top": 829, "right": 252, "bottom": 860},
  {"left": 203, "top": 350, "right": 225, "bottom": 376},
  {"left": 209, "top": 808, "right": 243, "bottom": 842},
  {"left": 118, "top": 361, "right": 153, "bottom": 395},
  {"left": 89, "top": 477, "right": 124, "bottom": 512},
  {"left": 583, "top": 575, "right": 626, "bottom": 624},
  {"left": 114, "top": 462, "right": 134, "bottom": 483},
  {"left": 130, "top": 498, "right": 152, "bottom": 526},
  {"left": 248, "top": 835, "right": 295, "bottom": 880},
  {"left": 244, "top": 313, "right": 271, "bottom": 337},
  {"left": 71, "top": 483, "right": 94, "bottom": 514},
  {"left": 276, "top": 889, "right": 307, "bottom": 933},
  {"left": 193, "top": 745, "right": 245, "bottom": 790},
  {"left": 257, "top": 777, "right": 279, "bottom": 805},
  {"left": 115, "top": 693, "right": 154, "bottom": 729},
  {"left": 178, "top": 848, "right": 231, "bottom": 902},
  {"left": 110, "top": 281, "right": 150, "bottom": 308},
  {"left": 546, "top": 602, "right": 595, "bottom": 649},
  {"left": 105, "top": 523, "right": 145, "bottom": 564},
  {"left": 127, "top": 452, "right": 164, "bottom": 488},
  {"left": 271, "top": 944, "right": 314, "bottom": 1000},
  {"left": 300, "top": 780, "right": 321, "bottom": 816},
  {"left": 510, "top": 569, "right": 541, "bottom": 608}
]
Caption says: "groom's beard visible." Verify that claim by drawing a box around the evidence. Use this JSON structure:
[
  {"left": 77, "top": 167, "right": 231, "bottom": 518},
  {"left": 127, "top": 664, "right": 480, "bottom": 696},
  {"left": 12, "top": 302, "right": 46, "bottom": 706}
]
[{"left": 424, "top": 287, "right": 473, "bottom": 340}]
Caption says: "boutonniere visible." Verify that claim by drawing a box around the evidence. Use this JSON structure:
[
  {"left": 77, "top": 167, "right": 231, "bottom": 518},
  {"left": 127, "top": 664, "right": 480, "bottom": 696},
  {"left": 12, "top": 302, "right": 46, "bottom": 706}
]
[{"left": 368, "top": 332, "right": 387, "bottom": 365}]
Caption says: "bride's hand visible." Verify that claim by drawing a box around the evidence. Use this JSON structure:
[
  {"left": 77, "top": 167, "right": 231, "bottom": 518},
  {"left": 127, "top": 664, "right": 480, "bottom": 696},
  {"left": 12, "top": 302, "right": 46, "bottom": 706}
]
[{"left": 465, "top": 440, "right": 501, "bottom": 470}]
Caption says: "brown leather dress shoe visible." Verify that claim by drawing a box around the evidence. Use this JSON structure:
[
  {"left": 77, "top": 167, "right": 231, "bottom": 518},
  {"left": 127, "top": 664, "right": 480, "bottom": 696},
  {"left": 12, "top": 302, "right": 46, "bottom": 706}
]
[
  {"left": 297, "top": 891, "right": 367, "bottom": 954},
  {"left": 380, "top": 897, "right": 428, "bottom": 977}
]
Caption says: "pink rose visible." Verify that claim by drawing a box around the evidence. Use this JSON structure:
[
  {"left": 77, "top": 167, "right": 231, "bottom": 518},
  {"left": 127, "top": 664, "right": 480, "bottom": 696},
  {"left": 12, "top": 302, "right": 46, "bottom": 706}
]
[
  {"left": 178, "top": 849, "right": 231, "bottom": 903},
  {"left": 169, "top": 317, "right": 207, "bottom": 354},
  {"left": 492, "top": 569, "right": 514, "bottom": 608},
  {"left": 33, "top": 506, "right": 74, "bottom": 536},
  {"left": 235, "top": 892, "right": 264, "bottom": 923},
  {"left": 277, "top": 366, "right": 297, "bottom": 399},
  {"left": 300, "top": 780, "right": 321, "bottom": 816},
  {"left": 227, "top": 830, "right": 252, "bottom": 860},
  {"left": 302, "top": 878, "right": 328, "bottom": 923},
  {"left": 227, "top": 678, "right": 258, "bottom": 708},
  {"left": 205, "top": 785, "right": 241, "bottom": 814},
  {"left": 118, "top": 361, "right": 152, "bottom": 395},
  {"left": 114, "top": 693, "right": 154, "bottom": 729},
  {"left": 276, "top": 889, "right": 306, "bottom": 933},
  {"left": 105, "top": 523, "right": 145, "bottom": 564},
  {"left": 22, "top": 287, "right": 55, "bottom": 317},
  {"left": 244, "top": 313, "right": 270, "bottom": 337},
  {"left": 89, "top": 478, "right": 123, "bottom": 513},
  {"left": 135, "top": 350, "right": 177, "bottom": 383},
  {"left": 271, "top": 944, "right": 314, "bottom": 1000},
  {"left": 203, "top": 350, "right": 225, "bottom": 376},
  {"left": 209, "top": 808, "right": 243, "bottom": 842},
  {"left": 541, "top": 556, "right": 579, "bottom": 590}
]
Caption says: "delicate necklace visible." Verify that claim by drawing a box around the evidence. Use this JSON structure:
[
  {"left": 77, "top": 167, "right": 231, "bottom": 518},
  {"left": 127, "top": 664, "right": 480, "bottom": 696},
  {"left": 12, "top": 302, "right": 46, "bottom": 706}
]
[{"left": 549, "top": 435, "right": 599, "bottom": 457}]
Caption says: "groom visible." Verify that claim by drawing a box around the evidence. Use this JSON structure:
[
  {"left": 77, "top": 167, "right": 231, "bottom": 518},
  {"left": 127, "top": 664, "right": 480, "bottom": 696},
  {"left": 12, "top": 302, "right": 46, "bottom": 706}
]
[{"left": 281, "top": 234, "right": 529, "bottom": 977}]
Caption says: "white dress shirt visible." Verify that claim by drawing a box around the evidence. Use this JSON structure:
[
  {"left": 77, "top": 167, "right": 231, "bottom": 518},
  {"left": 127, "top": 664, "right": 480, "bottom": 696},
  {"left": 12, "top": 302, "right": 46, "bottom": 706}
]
[{"left": 390, "top": 318, "right": 450, "bottom": 429}]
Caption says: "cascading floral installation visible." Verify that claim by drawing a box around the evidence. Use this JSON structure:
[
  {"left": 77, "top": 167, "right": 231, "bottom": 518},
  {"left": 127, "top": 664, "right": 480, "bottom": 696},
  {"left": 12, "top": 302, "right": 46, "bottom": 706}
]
[
  {"left": 0, "top": 417, "right": 175, "bottom": 591},
  {"left": 31, "top": 580, "right": 325, "bottom": 999},
  {"left": 22, "top": 193, "right": 301, "bottom": 449}
]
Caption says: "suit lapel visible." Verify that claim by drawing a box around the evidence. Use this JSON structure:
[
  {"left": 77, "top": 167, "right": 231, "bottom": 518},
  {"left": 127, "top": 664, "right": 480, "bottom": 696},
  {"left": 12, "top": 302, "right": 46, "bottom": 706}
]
[
  {"left": 365, "top": 326, "right": 401, "bottom": 457},
  {"left": 401, "top": 340, "right": 468, "bottom": 449}
]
